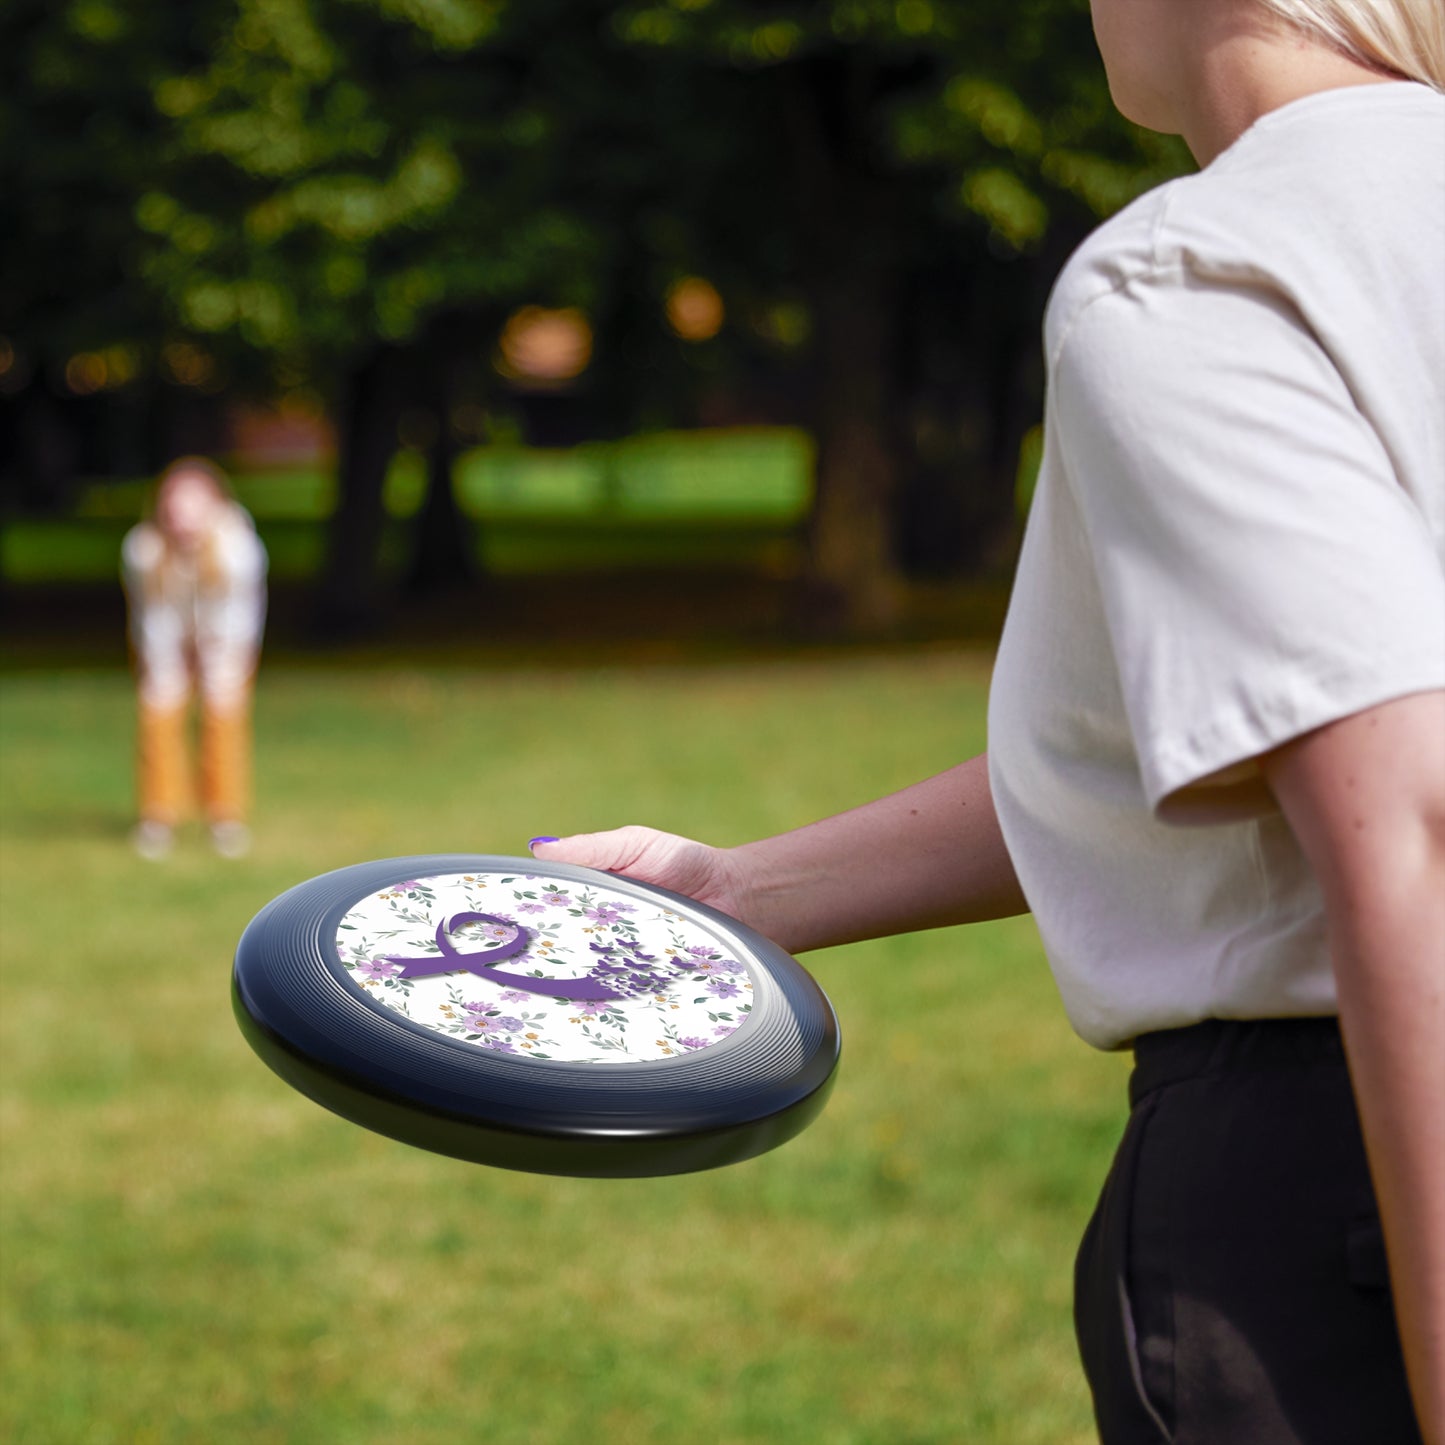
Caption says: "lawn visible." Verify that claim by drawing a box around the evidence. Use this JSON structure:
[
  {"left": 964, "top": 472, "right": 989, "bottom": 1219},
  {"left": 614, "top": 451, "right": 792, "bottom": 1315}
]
[
  {"left": 0, "top": 429, "right": 815, "bottom": 585},
  {"left": 0, "top": 652, "right": 1127, "bottom": 1444}
]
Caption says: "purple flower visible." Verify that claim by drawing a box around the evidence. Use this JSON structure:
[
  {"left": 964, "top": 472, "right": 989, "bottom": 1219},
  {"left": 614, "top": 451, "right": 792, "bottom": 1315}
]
[
  {"left": 357, "top": 958, "right": 402, "bottom": 982},
  {"left": 481, "top": 1038, "right": 517, "bottom": 1053},
  {"left": 541, "top": 891, "right": 571, "bottom": 906},
  {"left": 498, "top": 989, "right": 533, "bottom": 1004},
  {"left": 517, "top": 902, "right": 546, "bottom": 915},
  {"left": 494, "top": 1016, "right": 524, "bottom": 1032},
  {"left": 706, "top": 978, "right": 742, "bottom": 1000},
  {"left": 584, "top": 905, "right": 623, "bottom": 925},
  {"left": 686, "top": 945, "right": 719, "bottom": 960},
  {"left": 481, "top": 921, "right": 517, "bottom": 940},
  {"left": 395, "top": 880, "right": 422, "bottom": 892},
  {"left": 678, "top": 1036, "right": 710, "bottom": 1050},
  {"left": 713, "top": 1023, "right": 737, "bottom": 1037}
]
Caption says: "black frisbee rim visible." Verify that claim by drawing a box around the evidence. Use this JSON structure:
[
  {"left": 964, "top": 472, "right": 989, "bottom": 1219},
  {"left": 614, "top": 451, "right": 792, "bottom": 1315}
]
[{"left": 232, "top": 855, "right": 840, "bottom": 1177}]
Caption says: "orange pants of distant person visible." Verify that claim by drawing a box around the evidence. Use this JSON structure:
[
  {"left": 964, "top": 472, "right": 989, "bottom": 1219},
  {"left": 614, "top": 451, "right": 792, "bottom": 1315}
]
[{"left": 136, "top": 687, "right": 253, "bottom": 827}]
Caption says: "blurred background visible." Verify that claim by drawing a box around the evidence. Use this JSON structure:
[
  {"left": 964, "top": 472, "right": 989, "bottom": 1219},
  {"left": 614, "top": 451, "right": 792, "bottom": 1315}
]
[{"left": 1, "top": 2, "right": 1190, "bottom": 1441}]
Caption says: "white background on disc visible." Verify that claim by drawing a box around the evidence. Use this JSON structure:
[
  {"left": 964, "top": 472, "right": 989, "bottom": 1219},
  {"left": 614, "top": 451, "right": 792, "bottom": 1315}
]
[{"left": 335, "top": 871, "right": 754, "bottom": 1063}]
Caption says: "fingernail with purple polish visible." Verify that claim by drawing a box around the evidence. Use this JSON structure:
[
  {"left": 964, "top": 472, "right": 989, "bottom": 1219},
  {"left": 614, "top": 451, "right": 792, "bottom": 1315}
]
[{"left": 528, "top": 836, "right": 559, "bottom": 850}]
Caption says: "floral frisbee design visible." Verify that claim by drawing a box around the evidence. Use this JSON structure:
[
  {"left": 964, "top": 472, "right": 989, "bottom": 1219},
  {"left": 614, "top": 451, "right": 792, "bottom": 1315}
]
[{"left": 335, "top": 871, "right": 754, "bottom": 1064}]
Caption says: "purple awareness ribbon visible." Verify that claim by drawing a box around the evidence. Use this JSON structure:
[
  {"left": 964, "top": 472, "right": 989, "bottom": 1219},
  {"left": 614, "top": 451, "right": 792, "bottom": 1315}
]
[{"left": 382, "top": 912, "right": 622, "bottom": 1001}]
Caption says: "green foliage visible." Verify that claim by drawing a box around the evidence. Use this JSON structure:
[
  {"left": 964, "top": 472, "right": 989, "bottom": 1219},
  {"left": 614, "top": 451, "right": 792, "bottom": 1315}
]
[
  {"left": 2, "top": 0, "right": 1190, "bottom": 384},
  {"left": 3, "top": 0, "right": 1190, "bottom": 612},
  {"left": 0, "top": 1, "right": 185, "bottom": 362},
  {"left": 606, "top": 0, "right": 1189, "bottom": 247},
  {"left": 0, "top": 657, "right": 1128, "bottom": 1443},
  {"left": 125, "top": 0, "right": 605, "bottom": 370}
]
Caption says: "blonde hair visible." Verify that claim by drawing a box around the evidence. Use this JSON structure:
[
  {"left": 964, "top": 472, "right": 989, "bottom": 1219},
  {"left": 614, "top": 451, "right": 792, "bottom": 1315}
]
[
  {"left": 149, "top": 456, "right": 238, "bottom": 594},
  {"left": 155, "top": 455, "right": 234, "bottom": 507},
  {"left": 1257, "top": 0, "right": 1445, "bottom": 89}
]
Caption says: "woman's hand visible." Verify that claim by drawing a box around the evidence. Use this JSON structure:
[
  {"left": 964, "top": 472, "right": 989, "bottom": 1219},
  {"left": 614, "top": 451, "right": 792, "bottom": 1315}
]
[{"left": 530, "top": 827, "right": 757, "bottom": 926}]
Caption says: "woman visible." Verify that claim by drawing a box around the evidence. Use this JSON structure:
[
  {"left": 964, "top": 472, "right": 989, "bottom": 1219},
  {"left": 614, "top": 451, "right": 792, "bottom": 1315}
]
[
  {"left": 530, "top": 2, "right": 1444, "bottom": 1440},
  {"left": 122, "top": 457, "right": 267, "bottom": 859}
]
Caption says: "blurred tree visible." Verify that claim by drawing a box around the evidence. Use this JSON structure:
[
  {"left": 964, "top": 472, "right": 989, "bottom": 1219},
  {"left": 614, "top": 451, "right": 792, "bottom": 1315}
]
[
  {"left": 124, "top": 0, "right": 615, "bottom": 632},
  {"left": 0, "top": 0, "right": 217, "bottom": 509},
  {"left": 606, "top": 0, "right": 1191, "bottom": 626},
  {"left": 125, "top": 0, "right": 784, "bottom": 631},
  {"left": 2, "top": 0, "right": 1189, "bottom": 633}
]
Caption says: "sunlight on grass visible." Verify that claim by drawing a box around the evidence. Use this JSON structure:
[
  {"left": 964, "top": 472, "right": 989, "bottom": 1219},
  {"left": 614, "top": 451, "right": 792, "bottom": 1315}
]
[{"left": 0, "top": 657, "right": 1126, "bottom": 1443}]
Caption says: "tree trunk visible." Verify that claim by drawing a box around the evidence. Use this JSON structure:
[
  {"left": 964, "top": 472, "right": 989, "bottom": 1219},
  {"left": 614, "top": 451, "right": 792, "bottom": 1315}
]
[
  {"left": 313, "top": 345, "right": 404, "bottom": 641},
  {"left": 780, "top": 58, "right": 907, "bottom": 635},
  {"left": 404, "top": 355, "right": 475, "bottom": 598},
  {"left": 805, "top": 271, "right": 905, "bottom": 633},
  {"left": 6, "top": 381, "right": 81, "bottom": 513},
  {"left": 892, "top": 236, "right": 1057, "bottom": 581}
]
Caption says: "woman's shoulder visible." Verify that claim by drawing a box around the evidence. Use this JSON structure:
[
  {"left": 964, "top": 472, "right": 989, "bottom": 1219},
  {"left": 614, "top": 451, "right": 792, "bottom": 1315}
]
[
  {"left": 1043, "top": 182, "right": 1184, "bottom": 362},
  {"left": 1045, "top": 83, "right": 1445, "bottom": 367},
  {"left": 1043, "top": 152, "right": 1315, "bottom": 364}
]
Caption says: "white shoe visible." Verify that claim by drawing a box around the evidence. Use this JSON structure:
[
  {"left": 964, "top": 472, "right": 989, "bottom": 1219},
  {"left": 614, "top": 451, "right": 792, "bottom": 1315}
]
[
  {"left": 210, "top": 821, "right": 252, "bottom": 859},
  {"left": 132, "top": 820, "right": 174, "bottom": 861}
]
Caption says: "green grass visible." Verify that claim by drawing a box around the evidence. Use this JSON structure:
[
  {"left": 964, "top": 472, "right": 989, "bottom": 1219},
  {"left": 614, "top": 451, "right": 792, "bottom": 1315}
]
[
  {"left": 0, "top": 654, "right": 1127, "bottom": 1444},
  {"left": 62, "top": 429, "right": 814, "bottom": 525},
  {"left": 0, "top": 515, "right": 805, "bottom": 584},
  {"left": 2, "top": 429, "right": 814, "bottom": 584}
]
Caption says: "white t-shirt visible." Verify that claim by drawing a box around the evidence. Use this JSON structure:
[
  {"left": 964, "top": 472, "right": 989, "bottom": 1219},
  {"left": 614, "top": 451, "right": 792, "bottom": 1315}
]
[
  {"left": 122, "top": 503, "right": 268, "bottom": 709},
  {"left": 988, "top": 82, "right": 1445, "bottom": 1051}
]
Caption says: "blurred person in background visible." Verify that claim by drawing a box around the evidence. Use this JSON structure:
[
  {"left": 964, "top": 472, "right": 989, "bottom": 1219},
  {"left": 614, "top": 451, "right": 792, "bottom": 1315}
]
[
  {"left": 532, "top": 0, "right": 1445, "bottom": 1441},
  {"left": 122, "top": 457, "right": 267, "bottom": 860}
]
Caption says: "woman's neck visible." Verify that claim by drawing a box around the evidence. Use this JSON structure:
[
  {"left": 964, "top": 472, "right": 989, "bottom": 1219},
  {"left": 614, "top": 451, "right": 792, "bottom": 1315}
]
[{"left": 1178, "top": 8, "right": 1401, "bottom": 166}]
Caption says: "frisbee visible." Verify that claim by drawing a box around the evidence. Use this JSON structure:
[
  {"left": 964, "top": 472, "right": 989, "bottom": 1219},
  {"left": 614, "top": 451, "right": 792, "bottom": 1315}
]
[{"left": 232, "top": 855, "right": 839, "bottom": 1177}]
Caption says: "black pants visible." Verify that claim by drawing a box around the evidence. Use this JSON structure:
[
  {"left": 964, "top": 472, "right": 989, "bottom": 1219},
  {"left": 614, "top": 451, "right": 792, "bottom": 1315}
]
[{"left": 1074, "top": 1018, "right": 1422, "bottom": 1445}]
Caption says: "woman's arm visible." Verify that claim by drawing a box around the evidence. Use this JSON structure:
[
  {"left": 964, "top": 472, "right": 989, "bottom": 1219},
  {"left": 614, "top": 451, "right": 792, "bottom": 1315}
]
[
  {"left": 531, "top": 752, "right": 1028, "bottom": 955},
  {"left": 1263, "top": 690, "right": 1445, "bottom": 1445}
]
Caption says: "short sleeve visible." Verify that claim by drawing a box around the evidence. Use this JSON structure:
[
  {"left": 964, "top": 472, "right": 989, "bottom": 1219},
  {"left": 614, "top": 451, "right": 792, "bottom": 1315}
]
[
  {"left": 1053, "top": 273, "right": 1445, "bottom": 822},
  {"left": 121, "top": 523, "right": 163, "bottom": 590},
  {"left": 212, "top": 506, "right": 268, "bottom": 584}
]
